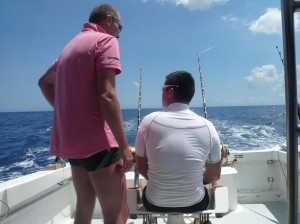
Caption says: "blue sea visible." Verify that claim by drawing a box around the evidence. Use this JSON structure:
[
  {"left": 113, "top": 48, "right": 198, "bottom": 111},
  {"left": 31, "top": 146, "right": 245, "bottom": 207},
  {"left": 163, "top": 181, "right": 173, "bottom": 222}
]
[{"left": 0, "top": 105, "right": 286, "bottom": 183}]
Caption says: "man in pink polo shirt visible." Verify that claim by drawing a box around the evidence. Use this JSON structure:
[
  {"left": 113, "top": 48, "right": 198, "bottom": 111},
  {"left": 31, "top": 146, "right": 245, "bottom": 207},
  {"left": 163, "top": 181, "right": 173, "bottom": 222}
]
[{"left": 38, "top": 4, "right": 133, "bottom": 224}]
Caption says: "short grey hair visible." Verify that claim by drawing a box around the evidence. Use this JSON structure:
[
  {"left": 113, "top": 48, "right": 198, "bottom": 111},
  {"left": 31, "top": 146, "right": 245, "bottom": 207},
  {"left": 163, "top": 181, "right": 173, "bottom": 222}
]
[{"left": 89, "top": 4, "right": 119, "bottom": 24}]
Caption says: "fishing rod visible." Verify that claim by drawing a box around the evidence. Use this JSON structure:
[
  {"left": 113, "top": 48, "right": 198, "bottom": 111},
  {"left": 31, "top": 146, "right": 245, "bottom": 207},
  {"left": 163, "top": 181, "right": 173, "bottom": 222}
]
[
  {"left": 137, "top": 64, "right": 142, "bottom": 130},
  {"left": 197, "top": 52, "right": 230, "bottom": 170},
  {"left": 133, "top": 64, "right": 143, "bottom": 188},
  {"left": 276, "top": 46, "right": 300, "bottom": 119},
  {"left": 197, "top": 52, "right": 224, "bottom": 188},
  {"left": 197, "top": 53, "right": 208, "bottom": 119}
]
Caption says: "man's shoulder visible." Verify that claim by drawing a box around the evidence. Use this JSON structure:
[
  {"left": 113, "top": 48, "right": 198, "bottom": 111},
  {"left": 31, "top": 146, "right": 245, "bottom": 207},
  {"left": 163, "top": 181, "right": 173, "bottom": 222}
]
[
  {"left": 79, "top": 24, "right": 116, "bottom": 42},
  {"left": 144, "top": 111, "right": 162, "bottom": 120}
]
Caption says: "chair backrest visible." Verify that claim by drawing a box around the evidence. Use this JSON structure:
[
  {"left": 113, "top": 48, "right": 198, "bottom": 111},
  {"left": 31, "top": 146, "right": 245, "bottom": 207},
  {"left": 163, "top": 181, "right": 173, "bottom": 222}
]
[{"left": 127, "top": 186, "right": 229, "bottom": 215}]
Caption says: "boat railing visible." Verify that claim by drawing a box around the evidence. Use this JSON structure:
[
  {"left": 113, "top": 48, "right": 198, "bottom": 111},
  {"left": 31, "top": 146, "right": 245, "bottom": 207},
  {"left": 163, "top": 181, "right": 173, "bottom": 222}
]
[{"left": 280, "top": 1, "right": 300, "bottom": 224}]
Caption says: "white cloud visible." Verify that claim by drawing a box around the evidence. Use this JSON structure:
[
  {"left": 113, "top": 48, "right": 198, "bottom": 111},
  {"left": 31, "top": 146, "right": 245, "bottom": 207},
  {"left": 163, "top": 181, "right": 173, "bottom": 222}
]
[
  {"left": 222, "top": 15, "right": 248, "bottom": 26},
  {"left": 245, "top": 64, "right": 281, "bottom": 88},
  {"left": 249, "top": 8, "right": 300, "bottom": 34},
  {"left": 222, "top": 15, "right": 239, "bottom": 23},
  {"left": 158, "top": 0, "right": 230, "bottom": 11},
  {"left": 249, "top": 8, "right": 282, "bottom": 34},
  {"left": 133, "top": 81, "right": 139, "bottom": 88}
]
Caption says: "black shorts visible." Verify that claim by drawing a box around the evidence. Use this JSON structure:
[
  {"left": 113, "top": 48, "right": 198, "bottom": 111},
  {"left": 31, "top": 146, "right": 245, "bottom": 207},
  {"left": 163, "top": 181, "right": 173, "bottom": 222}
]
[
  {"left": 142, "top": 186, "right": 209, "bottom": 213},
  {"left": 68, "top": 148, "right": 121, "bottom": 172}
]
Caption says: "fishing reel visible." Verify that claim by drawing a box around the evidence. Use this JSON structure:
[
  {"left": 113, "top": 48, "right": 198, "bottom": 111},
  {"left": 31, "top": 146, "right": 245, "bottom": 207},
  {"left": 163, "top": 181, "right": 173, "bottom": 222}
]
[
  {"left": 220, "top": 143, "right": 230, "bottom": 166},
  {"left": 129, "top": 146, "right": 136, "bottom": 165}
]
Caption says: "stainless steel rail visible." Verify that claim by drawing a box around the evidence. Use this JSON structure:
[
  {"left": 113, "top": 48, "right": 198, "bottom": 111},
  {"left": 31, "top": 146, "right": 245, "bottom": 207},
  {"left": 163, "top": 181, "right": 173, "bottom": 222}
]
[{"left": 280, "top": 1, "right": 300, "bottom": 223}]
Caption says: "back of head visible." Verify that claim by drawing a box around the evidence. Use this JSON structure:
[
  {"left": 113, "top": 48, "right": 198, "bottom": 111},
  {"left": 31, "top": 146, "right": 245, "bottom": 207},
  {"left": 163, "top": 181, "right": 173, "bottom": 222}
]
[
  {"left": 165, "top": 71, "right": 195, "bottom": 104},
  {"left": 89, "top": 3, "right": 119, "bottom": 24}
]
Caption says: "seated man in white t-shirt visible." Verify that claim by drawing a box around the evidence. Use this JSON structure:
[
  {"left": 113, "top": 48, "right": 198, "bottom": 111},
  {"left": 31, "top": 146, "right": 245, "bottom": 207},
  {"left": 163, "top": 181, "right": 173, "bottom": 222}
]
[{"left": 135, "top": 70, "right": 221, "bottom": 213}]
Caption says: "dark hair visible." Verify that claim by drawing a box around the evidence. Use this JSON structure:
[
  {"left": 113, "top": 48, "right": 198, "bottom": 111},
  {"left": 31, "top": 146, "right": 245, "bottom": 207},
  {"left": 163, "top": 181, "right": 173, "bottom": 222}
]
[
  {"left": 164, "top": 71, "right": 195, "bottom": 103},
  {"left": 89, "top": 4, "right": 119, "bottom": 24}
]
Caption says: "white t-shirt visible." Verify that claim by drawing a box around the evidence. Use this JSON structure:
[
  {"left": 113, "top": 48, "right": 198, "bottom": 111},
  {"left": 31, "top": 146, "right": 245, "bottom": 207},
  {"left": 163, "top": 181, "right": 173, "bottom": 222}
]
[{"left": 135, "top": 103, "right": 221, "bottom": 207}]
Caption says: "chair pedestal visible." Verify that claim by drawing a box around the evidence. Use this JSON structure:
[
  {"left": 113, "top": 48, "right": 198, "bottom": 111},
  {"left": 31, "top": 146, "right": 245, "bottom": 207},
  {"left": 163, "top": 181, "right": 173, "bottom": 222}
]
[{"left": 166, "top": 214, "right": 186, "bottom": 224}]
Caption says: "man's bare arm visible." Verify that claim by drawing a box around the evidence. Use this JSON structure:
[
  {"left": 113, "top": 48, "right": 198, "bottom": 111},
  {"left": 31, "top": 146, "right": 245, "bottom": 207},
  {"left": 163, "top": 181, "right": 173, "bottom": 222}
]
[
  {"left": 38, "top": 66, "right": 56, "bottom": 107},
  {"left": 96, "top": 68, "right": 133, "bottom": 173},
  {"left": 203, "top": 160, "right": 221, "bottom": 185},
  {"left": 135, "top": 155, "right": 148, "bottom": 180}
]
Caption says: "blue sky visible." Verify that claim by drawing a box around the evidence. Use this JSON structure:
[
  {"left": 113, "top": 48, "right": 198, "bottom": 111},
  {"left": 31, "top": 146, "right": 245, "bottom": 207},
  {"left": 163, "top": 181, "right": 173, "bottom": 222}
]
[{"left": 0, "top": 0, "right": 299, "bottom": 112}]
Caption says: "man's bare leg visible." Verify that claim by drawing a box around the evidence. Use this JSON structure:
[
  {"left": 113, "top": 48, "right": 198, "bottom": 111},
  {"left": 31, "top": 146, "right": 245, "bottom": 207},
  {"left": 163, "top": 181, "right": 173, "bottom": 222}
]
[
  {"left": 89, "top": 160, "right": 128, "bottom": 224},
  {"left": 71, "top": 166, "right": 97, "bottom": 224}
]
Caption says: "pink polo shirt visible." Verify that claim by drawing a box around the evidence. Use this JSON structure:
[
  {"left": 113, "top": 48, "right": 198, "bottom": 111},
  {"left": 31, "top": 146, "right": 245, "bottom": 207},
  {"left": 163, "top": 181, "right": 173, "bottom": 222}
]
[{"left": 50, "top": 23, "right": 121, "bottom": 159}]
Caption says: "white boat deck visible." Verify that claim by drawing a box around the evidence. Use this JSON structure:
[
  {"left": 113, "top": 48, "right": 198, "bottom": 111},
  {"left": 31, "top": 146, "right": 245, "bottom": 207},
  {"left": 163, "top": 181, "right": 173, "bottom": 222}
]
[
  {"left": 1, "top": 148, "right": 299, "bottom": 224},
  {"left": 46, "top": 201, "right": 283, "bottom": 224},
  {"left": 209, "top": 201, "right": 287, "bottom": 224},
  {"left": 85, "top": 201, "right": 287, "bottom": 224}
]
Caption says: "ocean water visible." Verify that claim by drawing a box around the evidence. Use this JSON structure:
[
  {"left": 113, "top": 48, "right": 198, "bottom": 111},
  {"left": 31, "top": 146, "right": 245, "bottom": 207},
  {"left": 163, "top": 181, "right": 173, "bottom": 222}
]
[{"left": 0, "top": 105, "right": 286, "bottom": 182}]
